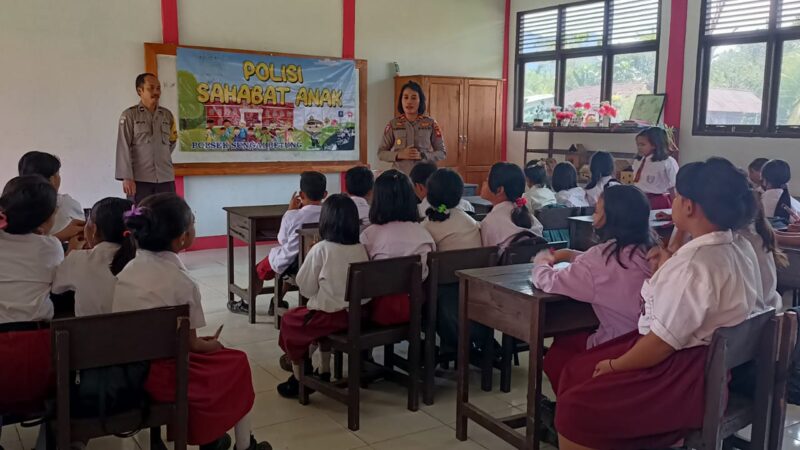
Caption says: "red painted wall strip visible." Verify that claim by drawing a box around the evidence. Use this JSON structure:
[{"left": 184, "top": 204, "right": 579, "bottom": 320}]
[
  {"left": 342, "top": 0, "right": 356, "bottom": 59},
  {"left": 161, "top": 0, "right": 179, "bottom": 45},
  {"left": 663, "top": 0, "right": 688, "bottom": 129},
  {"left": 500, "top": 0, "right": 511, "bottom": 161}
]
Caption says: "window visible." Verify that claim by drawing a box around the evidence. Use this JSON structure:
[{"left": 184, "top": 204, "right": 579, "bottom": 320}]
[
  {"left": 514, "top": 0, "right": 661, "bottom": 128},
  {"left": 695, "top": 0, "right": 800, "bottom": 136}
]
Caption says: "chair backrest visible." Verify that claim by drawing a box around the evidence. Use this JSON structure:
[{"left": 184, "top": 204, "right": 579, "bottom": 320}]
[
  {"left": 700, "top": 309, "right": 778, "bottom": 450},
  {"left": 345, "top": 255, "right": 422, "bottom": 301},
  {"left": 582, "top": 206, "right": 596, "bottom": 216},
  {"left": 428, "top": 247, "right": 499, "bottom": 288},
  {"left": 770, "top": 312, "right": 798, "bottom": 450},
  {"left": 501, "top": 232, "right": 568, "bottom": 265},
  {"left": 536, "top": 207, "right": 581, "bottom": 230},
  {"left": 298, "top": 226, "right": 321, "bottom": 266}
]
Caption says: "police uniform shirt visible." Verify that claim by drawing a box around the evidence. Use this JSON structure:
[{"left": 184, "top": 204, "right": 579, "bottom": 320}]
[
  {"left": 115, "top": 103, "right": 177, "bottom": 183},
  {"left": 378, "top": 115, "right": 446, "bottom": 174}
]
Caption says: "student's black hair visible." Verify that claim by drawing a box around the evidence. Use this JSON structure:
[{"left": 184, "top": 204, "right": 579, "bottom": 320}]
[
  {"left": 409, "top": 161, "right": 438, "bottom": 187},
  {"left": 523, "top": 162, "right": 549, "bottom": 188},
  {"left": 585, "top": 151, "right": 615, "bottom": 190},
  {"left": 369, "top": 170, "right": 419, "bottom": 225},
  {"left": 675, "top": 157, "right": 757, "bottom": 231},
  {"left": 397, "top": 81, "right": 426, "bottom": 115},
  {"left": 90, "top": 197, "right": 136, "bottom": 275},
  {"left": 753, "top": 192, "right": 789, "bottom": 268},
  {"left": 488, "top": 162, "right": 533, "bottom": 229},
  {"left": 135, "top": 72, "right": 156, "bottom": 91},
  {"left": 300, "top": 171, "right": 327, "bottom": 201},
  {"left": 551, "top": 162, "right": 578, "bottom": 193},
  {"left": 319, "top": 194, "right": 361, "bottom": 245},
  {"left": 761, "top": 159, "right": 794, "bottom": 220},
  {"left": 636, "top": 127, "right": 670, "bottom": 162},
  {"left": 425, "top": 168, "right": 464, "bottom": 222},
  {"left": 124, "top": 193, "right": 193, "bottom": 252},
  {"left": 18, "top": 151, "right": 61, "bottom": 179},
  {"left": 748, "top": 157, "right": 769, "bottom": 173},
  {"left": 345, "top": 166, "right": 374, "bottom": 197},
  {"left": 596, "top": 185, "right": 656, "bottom": 268},
  {"left": 0, "top": 175, "right": 57, "bottom": 235}
]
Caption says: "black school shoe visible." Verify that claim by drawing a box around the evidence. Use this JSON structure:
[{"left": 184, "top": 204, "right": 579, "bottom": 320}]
[
  {"left": 277, "top": 372, "right": 331, "bottom": 398},
  {"left": 239, "top": 435, "right": 272, "bottom": 450},
  {"left": 266, "top": 297, "right": 290, "bottom": 316},
  {"left": 199, "top": 433, "right": 232, "bottom": 450},
  {"left": 227, "top": 299, "right": 249, "bottom": 315}
]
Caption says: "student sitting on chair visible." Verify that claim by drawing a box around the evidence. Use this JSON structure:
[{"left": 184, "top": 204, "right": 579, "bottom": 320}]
[
  {"left": 344, "top": 166, "right": 373, "bottom": 225},
  {"left": 552, "top": 162, "right": 589, "bottom": 208},
  {"left": 410, "top": 161, "right": 474, "bottom": 218},
  {"left": 228, "top": 171, "right": 327, "bottom": 316},
  {"left": 523, "top": 161, "right": 556, "bottom": 211},
  {"left": 584, "top": 151, "right": 620, "bottom": 207},
  {"left": 480, "top": 162, "right": 544, "bottom": 250}
]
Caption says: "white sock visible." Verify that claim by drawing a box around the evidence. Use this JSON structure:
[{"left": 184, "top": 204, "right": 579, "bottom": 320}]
[
  {"left": 320, "top": 351, "right": 331, "bottom": 374},
  {"left": 292, "top": 363, "right": 301, "bottom": 379},
  {"left": 234, "top": 412, "right": 252, "bottom": 450}
]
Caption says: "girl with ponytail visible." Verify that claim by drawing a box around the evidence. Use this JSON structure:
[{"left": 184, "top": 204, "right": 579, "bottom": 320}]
[
  {"left": 761, "top": 159, "right": 800, "bottom": 222},
  {"left": 480, "top": 162, "right": 544, "bottom": 249}
]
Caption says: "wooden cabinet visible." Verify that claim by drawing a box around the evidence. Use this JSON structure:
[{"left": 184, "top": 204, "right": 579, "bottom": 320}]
[{"left": 394, "top": 75, "right": 503, "bottom": 185}]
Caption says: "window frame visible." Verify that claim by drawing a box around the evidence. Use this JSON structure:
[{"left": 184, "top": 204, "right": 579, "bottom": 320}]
[
  {"left": 514, "top": 0, "right": 662, "bottom": 130},
  {"left": 694, "top": 0, "right": 800, "bottom": 137}
]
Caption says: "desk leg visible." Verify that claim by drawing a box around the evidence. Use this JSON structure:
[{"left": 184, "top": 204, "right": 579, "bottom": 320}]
[
  {"left": 525, "top": 302, "right": 545, "bottom": 450},
  {"left": 248, "top": 221, "right": 257, "bottom": 324},
  {"left": 456, "top": 278, "right": 470, "bottom": 441},
  {"left": 227, "top": 215, "right": 234, "bottom": 303}
]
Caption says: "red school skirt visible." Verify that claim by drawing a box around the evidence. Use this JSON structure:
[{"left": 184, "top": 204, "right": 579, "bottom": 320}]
[
  {"left": 145, "top": 348, "right": 255, "bottom": 446},
  {"left": 279, "top": 307, "right": 349, "bottom": 362},
  {"left": 371, "top": 294, "right": 410, "bottom": 326},
  {"left": 542, "top": 331, "right": 592, "bottom": 394},
  {"left": 0, "top": 327, "right": 52, "bottom": 414},
  {"left": 646, "top": 193, "right": 672, "bottom": 210},
  {"left": 555, "top": 331, "right": 708, "bottom": 450}
]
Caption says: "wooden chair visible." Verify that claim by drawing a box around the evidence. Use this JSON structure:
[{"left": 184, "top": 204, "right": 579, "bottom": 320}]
[
  {"left": 297, "top": 256, "right": 423, "bottom": 431},
  {"left": 767, "top": 312, "right": 798, "bottom": 450},
  {"left": 50, "top": 306, "right": 190, "bottom": 450},
  {"left": 536, "top": 206, "right": 581, "bottom": 246},
  {"left": 274, "top": 223, "right": 319, "bottom": 329},
  {"left": 683, "top": 309, "right": 780, "bottom": 450},
  {"left": 423, "top": 246, "right": 499, "bottom": 405}
]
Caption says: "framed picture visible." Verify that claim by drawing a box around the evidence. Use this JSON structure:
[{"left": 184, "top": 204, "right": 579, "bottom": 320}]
[{"left": 629, "top": 94, "right": 666, "bottom": 125}]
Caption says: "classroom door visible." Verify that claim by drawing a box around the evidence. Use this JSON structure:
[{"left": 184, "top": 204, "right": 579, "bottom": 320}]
[
  {"left": 425, "top": 78, "right": 463, "bottom": 170},
  {"left": 462, "top": 79, "right": 502, "bottom": 185}
]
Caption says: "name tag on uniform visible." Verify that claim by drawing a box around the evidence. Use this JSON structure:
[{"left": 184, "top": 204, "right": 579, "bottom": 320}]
[{"left": 396, "top": 139, "right": 402, "bottom": 146}]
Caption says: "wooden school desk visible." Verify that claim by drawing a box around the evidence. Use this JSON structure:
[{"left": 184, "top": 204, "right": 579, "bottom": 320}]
[
  {"left": 224, "top": 205, "right": 288, "bottom": 324},
  {"left": 568, "top": 208, "right": 673, "bottom": 251},
  {"left": 455, "top": 263, "right": 599, "bottom": 450},
  {"left": 778, "top": 245, "right": 800, "bottom": 306},
  {"left": 463, "top": 196, "right": 493, "bottom": 215}
]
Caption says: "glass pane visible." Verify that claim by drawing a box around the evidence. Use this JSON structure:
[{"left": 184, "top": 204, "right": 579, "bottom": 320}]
[
  {"left": 562, "top": 1, "right": 605, "bottom": 49},
  {"left": 705, "top": 0, "right": 770, "bottom": 35},
  {"left": 518, "top": 9, "right": 558, "bottom": 54},
  {"left": 777, "top": 40, "right": 800, "bottom": 125},
  {"left": 610, "top": 0, "right": 659, "bottom": 45},
  {"left": 611, "top": 52, "right": 656, "bottom": 122},
  {"left": 564, "top": 56, "right": 603, "bottom": 109},
  {"left": 706, "top": 43, "right": 766, "bottom": 125},
  {"left": 521, "top": 61, "right": 557, "bottom": 123},
  {"left": 779, "top": 0, "right": 800, "bottom": 28}
]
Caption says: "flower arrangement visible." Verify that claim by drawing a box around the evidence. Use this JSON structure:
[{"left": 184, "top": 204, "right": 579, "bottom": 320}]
[
  {"left": 597, "top": 101, "right": 617, "bottom": 119},
  {"left": 572, "top": 101, "right": 592, "bottom": 122},
  {"left": 555, "top": 111, "right": 575, "bottom": 126}
]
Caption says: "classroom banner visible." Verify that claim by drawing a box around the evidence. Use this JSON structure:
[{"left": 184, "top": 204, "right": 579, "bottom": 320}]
[{"left": 176, "top": 47, "right": 358, "bottom": 152}]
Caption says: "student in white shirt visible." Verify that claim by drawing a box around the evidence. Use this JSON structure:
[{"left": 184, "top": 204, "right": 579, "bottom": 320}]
[
  {"left": 481, "top": 162, "right": 544, "bottom": 249},
  {"left": 553, "top": 157, "right": 760, "bottom": 450},
  {"left": 0, "top": 175, "right": 62, "bottom": 415},
  {"left": 760, "top": 159, "right": 800, "bottom": 221},
  {"left": 552, "top": 162, "right": 589, "bottom": 208},
  {"left": 632, "top": 127, "right": 680, "bottom": 210},
  {"left": 52, "top": 198, "right": 136, "bottom": 317},
  {"left": 344, "top": 165, "right": 373, "bottom": 224},
  {"left": 276, "top": 194, "right": 369, "bottom": 398},
  {"left": 422, "top": 168, "right": 482, "bottom": 252},
  {"left": 113, "top": 193, "right": 270, "bottom": 450},
  {"left": 229, "top": 171, "right": 327, "bottom": 316},
  {"left": 410, "top": 161, "right": 474, "bottom": 217},
  {"left": 523, "top": 161, "right": 556, "bottom": 211},
  {"left": 584, "top": 151, "right": 619, "bottom": 207},
  {"left": 748, "top": 157, "right": 769, "bottom": 193},
  {"left": 18, "top": 151, "right": 85, "bottom": 243}
]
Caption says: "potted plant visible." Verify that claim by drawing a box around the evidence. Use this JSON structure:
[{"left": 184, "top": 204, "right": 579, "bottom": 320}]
[
  {"left": 531, "top": 104, "right": 545, "bottom": 127},
  {"left": 598, "top": 101, "right": 617, "bottom": 127},
  {"left": 550, "top": 105, "right": 561, "bottom": 127}
]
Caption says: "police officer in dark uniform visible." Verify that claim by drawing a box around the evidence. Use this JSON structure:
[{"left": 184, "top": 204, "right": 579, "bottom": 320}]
[
  {"left": 115, "top": 73, "right": 177, "bottom": 204},
  {"left": 378, "top": 81, "right": 446, "bottom": 174}
]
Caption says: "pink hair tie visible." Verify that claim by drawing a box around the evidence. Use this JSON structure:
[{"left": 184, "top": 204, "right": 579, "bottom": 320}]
[
  {"left": 122, "top": 230, "right": 132, "bottom": 238},
  {"left": 515, "top": 197, "right": 527, "bottom": 208},
  {"left": 0, "top": 211, "right": 7, "bottom": 230}
]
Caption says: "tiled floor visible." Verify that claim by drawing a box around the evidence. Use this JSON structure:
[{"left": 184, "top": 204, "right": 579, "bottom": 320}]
[{"left": 1, "top": 246, "right": 798, "bottom": 449}]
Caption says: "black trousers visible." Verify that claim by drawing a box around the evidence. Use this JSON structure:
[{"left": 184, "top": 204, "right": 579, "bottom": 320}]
[{"left": 132, "top": 181, "right": 176, "bottom": 204}]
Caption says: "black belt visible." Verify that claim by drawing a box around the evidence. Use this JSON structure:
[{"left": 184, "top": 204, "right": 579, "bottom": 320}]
[{"left": 0, "top": 321, "right": 50, "bottom": 333}]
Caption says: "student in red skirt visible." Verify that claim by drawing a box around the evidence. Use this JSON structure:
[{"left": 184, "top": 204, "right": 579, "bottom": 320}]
[
  {"left": 480, "top": 162, "right": 544, "bottom": 250},
  {"left": 632, "top": 127, "right": 679, "bottom": 210},
  {"left": 113, "top": 193, "right": 271, "bottom": 450},
  {"left": 276, "top": 194, "right": 369, "bottom": 397},
  {"left": 0, "top": 175, "right": 62, "bottom": 416},
  {"left": 359, "top": 169, "right": 435, "bottom": 325},
  {"left": 554, "top": 157, "right": 761, "bottom": 450},
  {"left": 531, "top": 185, "right": 654, "bottom": 393}
]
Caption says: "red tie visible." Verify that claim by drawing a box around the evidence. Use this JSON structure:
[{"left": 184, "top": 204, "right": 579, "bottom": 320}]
[{"left": 634, "top": 157, "right": 646, "bottom": 183}]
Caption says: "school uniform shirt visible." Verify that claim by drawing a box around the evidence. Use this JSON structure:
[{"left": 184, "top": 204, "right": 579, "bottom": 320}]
[
  {"left": 480, "top": 201, "right": 544, "bottom": 249},
  {"left": 632, "top": 155, "right": 679, "bottom": 195},
  {"left": 52, "top": 242, "right": 120, "bottom": 317},
  {"left": 422, "top": 208, "right": 482, "bottom": 252},
  {"left": 295, "top": 240, "right": 369, "bottom": 313},
  {"left": 360, "top": 221, "right": 435, "bottom": 279},
  {"left": 113, "top": 250, "right": 206, "bottom": 329},
  {"left": 762, "top": 188, "right": 800, "bottom": 218},
  {"left": 555, "top": 187, "right": 589, "bottom": 208},
  {"left": 638, "top": 230, "right": 759, "bottom": 350},
  {"left": 350, "top": 196, "right": 371, "bottom": 225},
  {"left": 584, "top": 177, "right": 620, "bottom": 207},
  {"left": 738, "top": 227, "right": 781, "bottom": 311},
  {"left": 418, "top": 198, "right": 475, "bottom": 218},
  {"left": 51, "top": 193, "right": 83, "bottom": 237},
  {"left": 268, "top": 204, "right": 322, "bottom": 275},
  {"left": 524, "top": 185, "right": 557, "bottom": 212},
  {"left": 0, "top": 231, "right": 64, "bottom": 323}
]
